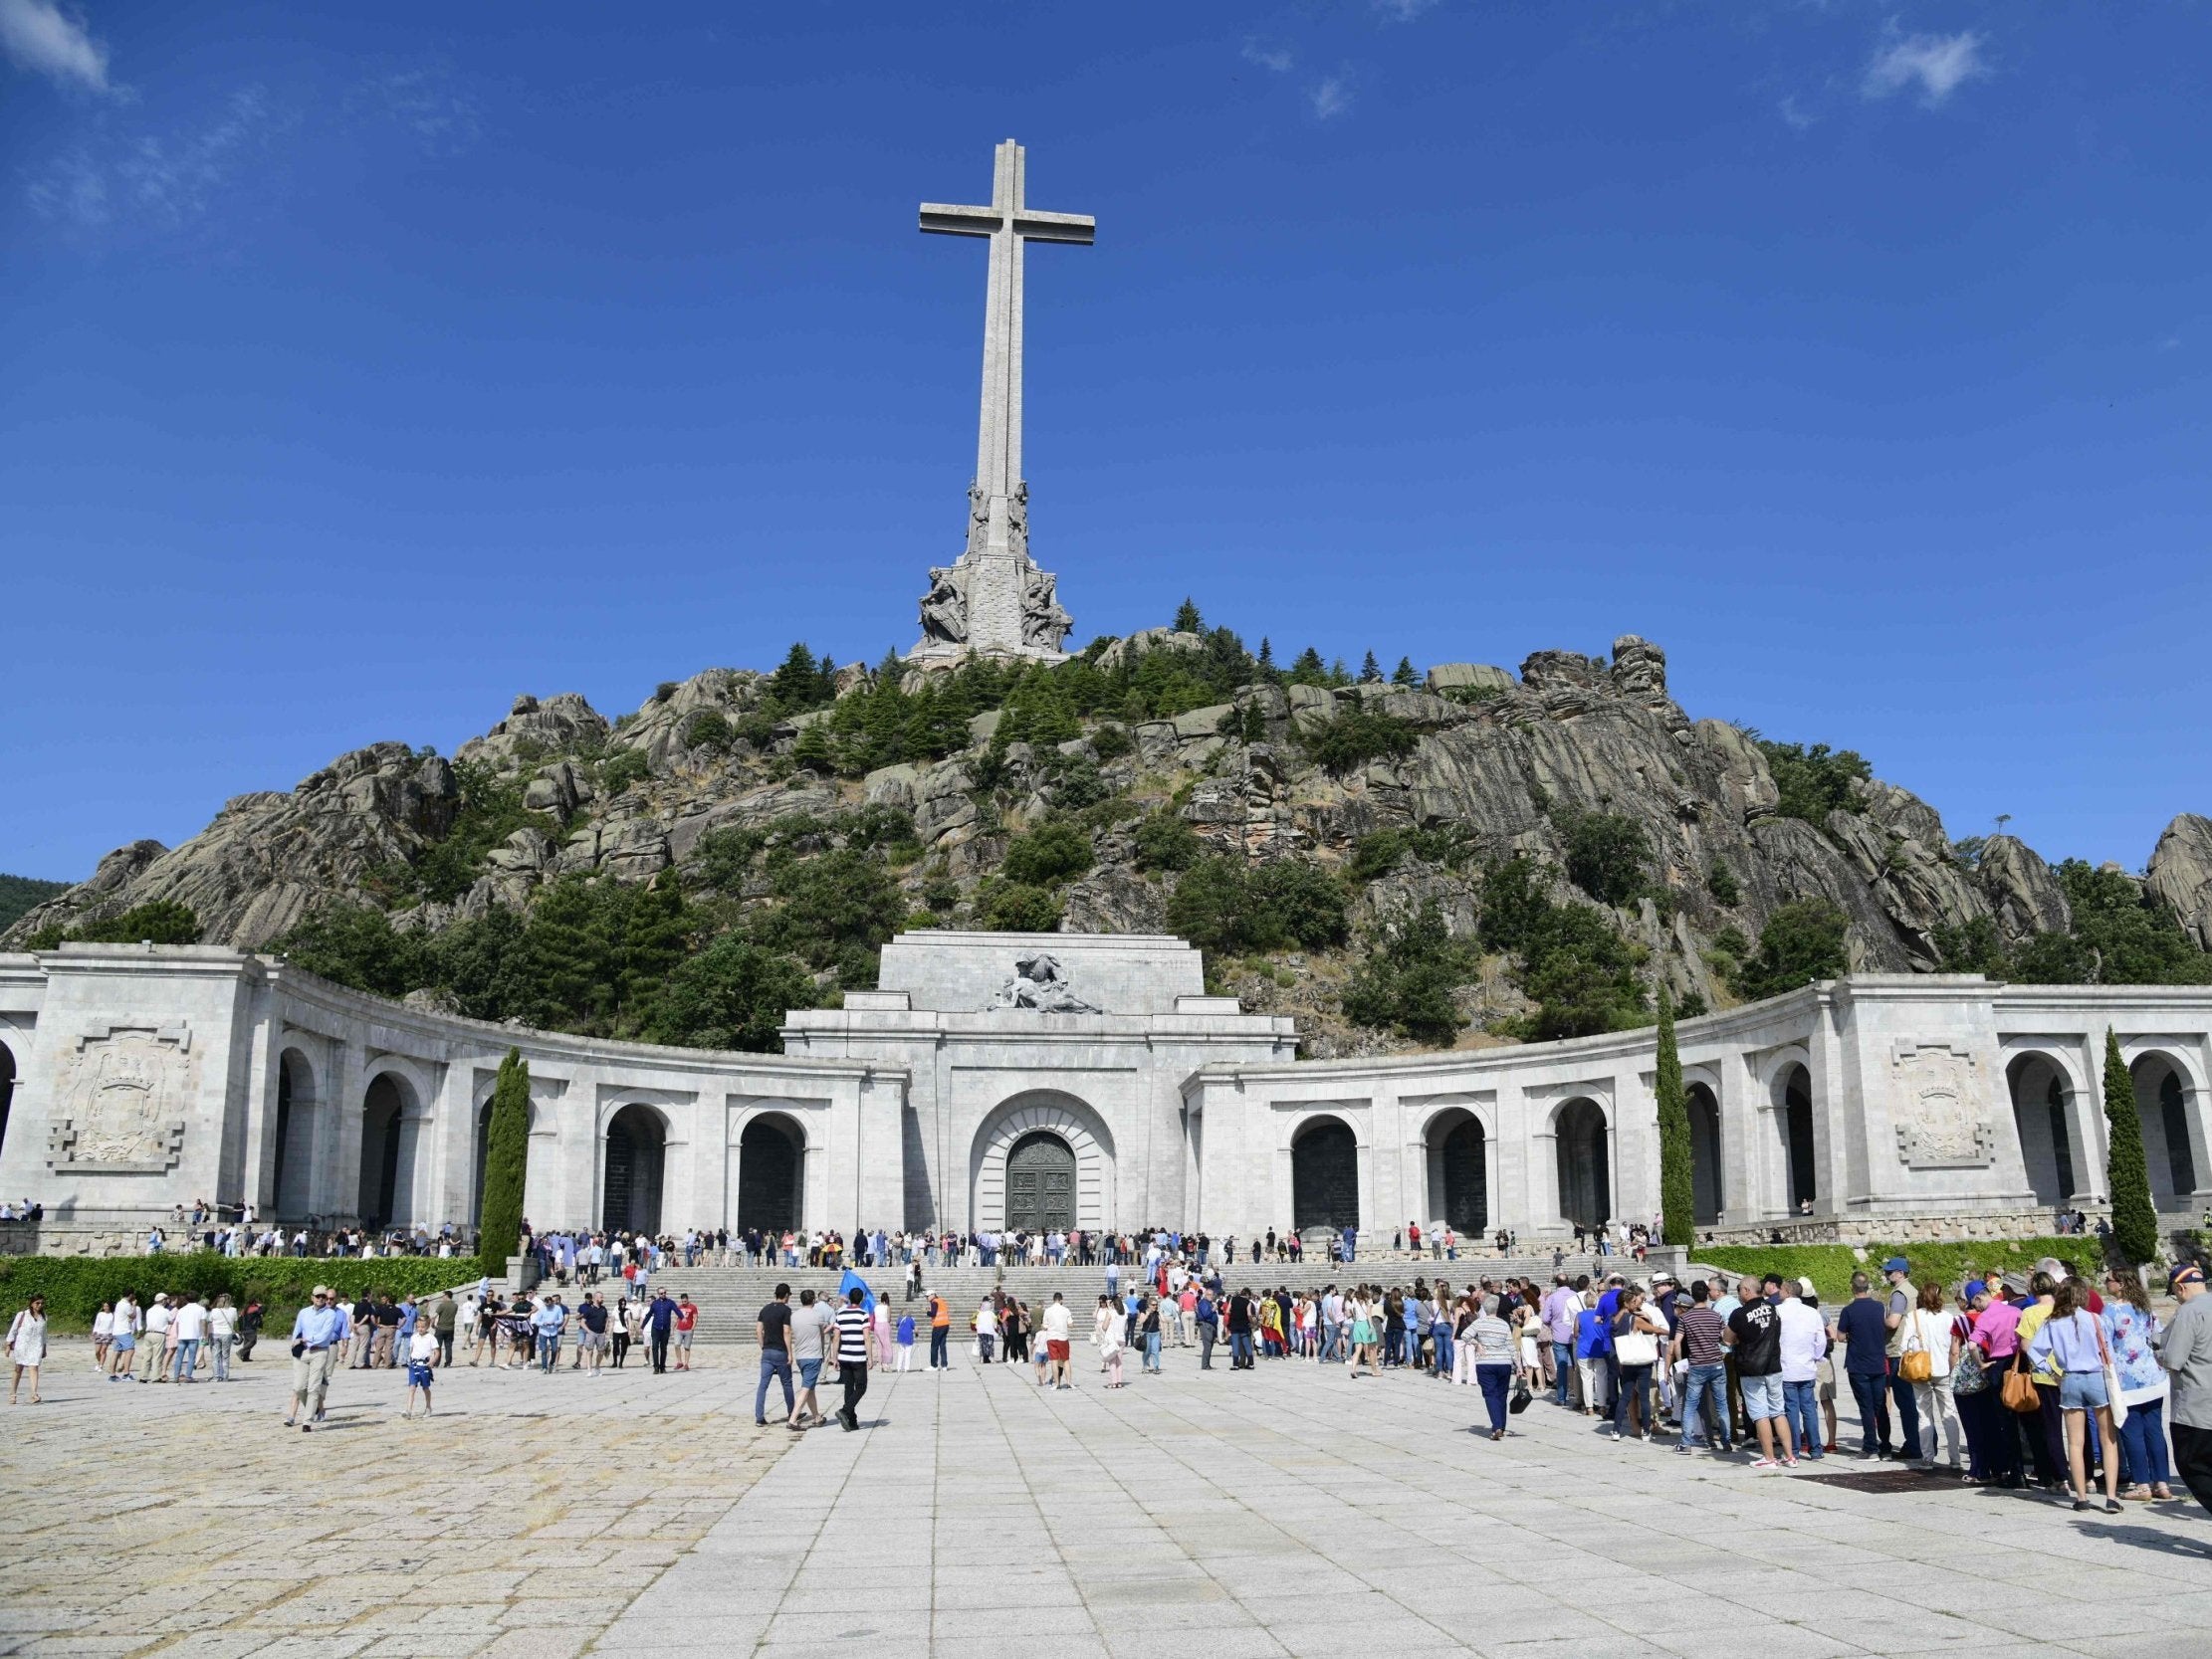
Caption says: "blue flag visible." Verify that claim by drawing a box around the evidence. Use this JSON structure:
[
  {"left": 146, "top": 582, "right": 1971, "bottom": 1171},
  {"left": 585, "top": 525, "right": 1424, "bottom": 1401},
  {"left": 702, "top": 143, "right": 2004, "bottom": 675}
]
[{"left": 838, "top": 1268, "right": 876, "bottom": 1314}]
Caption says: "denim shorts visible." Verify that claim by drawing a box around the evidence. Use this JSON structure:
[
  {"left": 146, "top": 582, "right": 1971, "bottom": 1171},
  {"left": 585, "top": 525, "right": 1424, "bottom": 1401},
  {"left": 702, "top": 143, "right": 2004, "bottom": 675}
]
[
  {"left": 2059, "top": 1370, "right": 2109, "bottom": 1411},
  {"left": 1740, "top": 1372, "right": 1785, "bottom": 1420},
  {"left": 798, "top": 1358, "right": 823, "bottom": 1388}
]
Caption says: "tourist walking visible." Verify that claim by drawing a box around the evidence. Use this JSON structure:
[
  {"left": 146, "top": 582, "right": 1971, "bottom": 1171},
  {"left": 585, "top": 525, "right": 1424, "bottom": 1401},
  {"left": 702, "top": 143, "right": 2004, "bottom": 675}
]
[
  {"left": 1467, "top": 1295, "right": 1515, "bottom": 1440},
  {"left": 403, "top": 1320, "right": 438, "bottom": 1417},
  {"left": 832, "top": 1287, "right": 871, "bottom": 1430},
  {"left": 285, "top": 1286, "right": 344, "bottom": 1431},
  {"left": 1041, "top": 1293, "right": 1073, "bottom": 1389},
  {"left": 673, "top": 1294, "right": 698, "bottom": 1370},
  {"left": 647, "top": 1291, "right": 679, "bottom": 1373},
  {"left": 929, "top": 1291, "right": 952, "bottom": 1369},
  {"left": 755, "top": 1284, "right": 794, "bottom": 1426},
  {"left": 7, "top": 1296, "right": 48, "bottom": 1404},
  {"left": 1099, "top": 1296, "right": 1127, "bottom": 1388},
  {"left": 1610, "top": 1285, "right": 1663, "bottom": 1443},
  {"left": 788, "top": 1289, "right": 834, "bottom": 1429},
  {"left": 2155, "top": 1264, "right": 2212, "bottom": 1515}
]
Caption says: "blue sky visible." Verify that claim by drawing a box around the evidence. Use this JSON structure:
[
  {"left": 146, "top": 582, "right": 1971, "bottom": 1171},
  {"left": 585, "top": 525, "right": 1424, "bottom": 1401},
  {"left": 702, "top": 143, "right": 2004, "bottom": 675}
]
[{"left": 2, "top": 1, "right": 2205, "bottom": 884}]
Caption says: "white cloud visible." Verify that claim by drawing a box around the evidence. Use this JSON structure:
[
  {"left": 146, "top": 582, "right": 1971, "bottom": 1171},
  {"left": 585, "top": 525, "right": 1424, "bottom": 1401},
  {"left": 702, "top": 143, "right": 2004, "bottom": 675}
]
[
  {"left": 1863, "top": 29, "right": 1987, "bottom": 105},
  {"left": 1373, "top": 0, "right": 1439, "bottom": 20},
  {"left": 0, "top": 0, "right": 111, "bottom": 93},
  {"left": 1309, "top": 74, "right": 1353, "bottom": 120},
  {"left": 27, "top": 86, "right": 289, "bottom": 230},
  {"left": 1778, "top": 95, "right": 1816, "bottom": 131},
  {"left": 1240, "top": 37, "right": 1293, "bottom": 75},
  {"left": 348, "top": 65, "right": 482, "bottom": 156}
]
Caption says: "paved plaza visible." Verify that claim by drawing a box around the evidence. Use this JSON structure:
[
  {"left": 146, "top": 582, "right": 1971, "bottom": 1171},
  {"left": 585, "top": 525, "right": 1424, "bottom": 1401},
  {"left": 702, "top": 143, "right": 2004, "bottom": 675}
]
[{"left": 2, "top": 1341, "right": 2208, "bottom": 1659}]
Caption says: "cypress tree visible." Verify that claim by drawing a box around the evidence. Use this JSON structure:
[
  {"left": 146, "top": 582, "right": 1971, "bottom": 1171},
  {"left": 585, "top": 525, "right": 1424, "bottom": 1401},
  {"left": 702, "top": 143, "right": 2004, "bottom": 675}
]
[
  {"left": 2102, "top": 1026, "right": 2159, "bottom": 1265},
  {"left": 1655, "top": 989, "right": 1695, "bottom": 1247},
  {"left": 478, "top": 1048, "right": 531, "bottom": 1270}
]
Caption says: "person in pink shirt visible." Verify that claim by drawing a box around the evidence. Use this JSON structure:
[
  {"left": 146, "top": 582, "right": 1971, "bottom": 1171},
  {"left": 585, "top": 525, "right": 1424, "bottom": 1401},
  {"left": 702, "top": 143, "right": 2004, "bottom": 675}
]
[{"left": 1969, "top": 1281, "right": 2025, "bottom": 1487}]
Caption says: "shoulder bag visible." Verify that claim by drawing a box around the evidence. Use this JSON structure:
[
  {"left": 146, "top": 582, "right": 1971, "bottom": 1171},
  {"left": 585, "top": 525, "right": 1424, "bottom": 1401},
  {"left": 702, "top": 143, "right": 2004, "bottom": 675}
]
[
  {"left": 1899, "top": 1313, "right": 1933, "bottom": 1383},
  {"left": 1999, "top": 1348, "right": 2040, "bottom": 1414},
  {"left": 2098, "top": 1318, "right": 2129, "bottom": 1428},
  {"left": 1951, "top": 1339, "right": 1987, "bottom": 1396},
  {"left": 1615, "top": 1317, "right": 1659, "bottom": 1368}
]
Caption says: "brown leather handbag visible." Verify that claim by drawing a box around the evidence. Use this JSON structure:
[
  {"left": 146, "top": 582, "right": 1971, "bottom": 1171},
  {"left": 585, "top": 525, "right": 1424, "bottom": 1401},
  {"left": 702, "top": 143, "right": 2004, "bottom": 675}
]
[{"left": 2000, "top": 1349, "right": 2040, "bottom": 1414}]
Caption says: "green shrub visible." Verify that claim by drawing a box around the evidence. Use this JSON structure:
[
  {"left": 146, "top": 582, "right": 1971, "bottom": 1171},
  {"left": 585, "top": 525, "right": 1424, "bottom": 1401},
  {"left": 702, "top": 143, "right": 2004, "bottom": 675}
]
[
  {"left": 979, "top": 882, "right": 1063, "bottom": 933},
  {"left": 1132, "top": 812, "right": 1201, "bottom": 874},
  {"left": 643, "top": 938, "right": 818, "bottom": 1053},
  {"left": 1691, "top": 1238, "right": 2101, "bottom": 1305},
  {"left": 1002, "top": 821, "right": 1094, "bottom": 889},
  {"left": 1089, "top": 724, "right": 1134, "bottom": 762},
  {"left": 26, "top": 898, "right": 202, "bottom": 950},
  {"left": 1167, "top": 857, "right": 1347, "bottom": 955},
  {"left": 1732, "top": 899, "right": 1849, "bottom": 1000},
  {"left": 1297, "top": 710, "right": 1419, "bottom": 775},
  {"left": 598, "top": 749, "right": 652, "bottom": 796},
  {"left": 1477, "top": 858, "right": 1646, "bottom": 1039},
  {"left": 1705, "top": 860, "right": 1741, "bottom": 907},
  {"left": 683, "top": 710, "right": 735, "bottom": 753},
  {"left": 1757, "top": 739, "right": 1872, "bottom": 825},
  {"left": 1340, "top": 903, "right": 1473, "bottom": 1046},
  {"left": 1556, "top": 809, "right": 1648, "bottom": 907},
  {"left": 0, "top": 1255, "right": 489, "bottom": 1334}
]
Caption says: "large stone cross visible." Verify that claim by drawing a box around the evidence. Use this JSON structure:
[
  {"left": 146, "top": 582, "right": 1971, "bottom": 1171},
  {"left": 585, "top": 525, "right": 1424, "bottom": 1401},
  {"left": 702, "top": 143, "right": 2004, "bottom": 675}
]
[{"left": 912, "top": 139, "right": 1092, "bottom": 659}]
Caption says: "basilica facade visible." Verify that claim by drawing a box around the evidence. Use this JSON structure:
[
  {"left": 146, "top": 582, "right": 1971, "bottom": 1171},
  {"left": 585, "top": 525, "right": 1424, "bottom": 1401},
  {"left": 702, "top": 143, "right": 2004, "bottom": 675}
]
[{"left": 3, "top": 931, "right": 2209, "bottom": 1253}]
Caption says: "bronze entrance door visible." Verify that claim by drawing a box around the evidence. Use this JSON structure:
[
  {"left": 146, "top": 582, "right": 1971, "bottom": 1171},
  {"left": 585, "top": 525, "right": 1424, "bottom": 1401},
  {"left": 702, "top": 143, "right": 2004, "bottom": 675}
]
[{"left": 1005, "top": 1131, "right": 1075, "bottom": 1232}]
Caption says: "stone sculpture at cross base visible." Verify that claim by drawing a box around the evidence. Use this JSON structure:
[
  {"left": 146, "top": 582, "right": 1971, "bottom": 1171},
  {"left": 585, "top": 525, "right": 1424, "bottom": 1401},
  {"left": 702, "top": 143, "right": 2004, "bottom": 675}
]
[{"left": 906, "top": 139, "right": 1091, "bottom": 665}]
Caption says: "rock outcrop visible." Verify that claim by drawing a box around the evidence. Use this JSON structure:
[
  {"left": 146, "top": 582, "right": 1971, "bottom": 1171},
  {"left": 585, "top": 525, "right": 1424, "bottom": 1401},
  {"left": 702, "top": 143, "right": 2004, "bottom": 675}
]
[{"left": 11, "top": 630, "right": 2203, "bottom": 1030}]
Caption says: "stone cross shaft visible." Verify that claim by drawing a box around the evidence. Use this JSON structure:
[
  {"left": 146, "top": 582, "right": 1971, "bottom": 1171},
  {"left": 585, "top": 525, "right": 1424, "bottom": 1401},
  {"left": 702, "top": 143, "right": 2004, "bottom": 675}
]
[{"left": 918, "top": 139, "right": 1092, "bottom": 654}]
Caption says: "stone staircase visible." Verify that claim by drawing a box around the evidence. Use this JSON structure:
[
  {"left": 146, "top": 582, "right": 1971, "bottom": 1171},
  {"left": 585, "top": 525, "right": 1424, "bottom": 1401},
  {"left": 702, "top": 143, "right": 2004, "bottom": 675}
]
[{"left": 623, "top": 1249, "right": 1677, "bottom": 1344}]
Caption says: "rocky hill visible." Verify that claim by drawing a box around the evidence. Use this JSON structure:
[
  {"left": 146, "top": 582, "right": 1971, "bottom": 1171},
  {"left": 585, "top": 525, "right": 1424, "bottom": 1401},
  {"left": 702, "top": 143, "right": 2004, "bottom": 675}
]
[{"left": 13, "top": 625, "right": 2211, "bottom": 1055}]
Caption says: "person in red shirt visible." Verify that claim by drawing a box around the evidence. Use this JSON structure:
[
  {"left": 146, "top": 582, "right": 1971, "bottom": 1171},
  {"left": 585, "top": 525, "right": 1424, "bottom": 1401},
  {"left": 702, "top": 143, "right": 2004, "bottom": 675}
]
[{"left": 673, "top": 1295, "right": 699, "bottom": 1371}]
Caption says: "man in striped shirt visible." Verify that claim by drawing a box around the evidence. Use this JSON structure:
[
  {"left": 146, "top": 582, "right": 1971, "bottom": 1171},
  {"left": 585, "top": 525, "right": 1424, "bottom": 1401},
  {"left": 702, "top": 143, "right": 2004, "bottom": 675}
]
[{"left": 832, "top": 1288, "right": 872, "bottom": 1432}]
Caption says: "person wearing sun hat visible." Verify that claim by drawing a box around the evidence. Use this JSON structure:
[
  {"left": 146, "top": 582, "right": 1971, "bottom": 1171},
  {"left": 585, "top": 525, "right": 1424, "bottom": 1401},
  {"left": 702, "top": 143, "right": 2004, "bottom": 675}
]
[{"left": 2156, "top": 1264, "right": 2212, "bottom": 1515}]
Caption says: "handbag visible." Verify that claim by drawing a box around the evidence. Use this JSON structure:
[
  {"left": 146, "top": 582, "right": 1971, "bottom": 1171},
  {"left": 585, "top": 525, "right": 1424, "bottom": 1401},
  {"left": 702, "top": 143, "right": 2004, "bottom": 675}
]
[
  {"left": 1899, "top": 1314, "right": 1933, "bottom": 1383},
  {"left": 1616, "top": 1322, "right": 1659, "bottom": 1367},
  {"left": 2098, "top": 1321, "right": 2129, "bottom": 1429},
  {"left": 1951, "top": 1342, "right": 1987, "bottom": 1396},
  {"left": 2000, "top": 1349, "right": 2040, "bottom": 1414},
  {"left": 1508, "top": 1380, "right": 1532, "bottom": 1414}
]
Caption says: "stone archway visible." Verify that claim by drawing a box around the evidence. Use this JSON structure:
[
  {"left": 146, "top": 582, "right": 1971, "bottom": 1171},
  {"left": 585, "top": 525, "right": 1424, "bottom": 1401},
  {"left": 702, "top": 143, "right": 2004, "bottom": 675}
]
[
  {"left": 603, "top": 1104, "right": 668, "bottom": 1236},
  {"left": 738, "top": 1113, "right": 805, "bottom": 1234},
  {"left": 971, "top": 1093, "right": 1115, "bottom": 1233},
  {"left": 1424, "top": 1108, "right": 1487, "bottom": 1234},
  {"left": 358, "top": 1073, "right": 413, "bottom": 1230},
  {"left": 1776, "top": 1063, "right": 1817, "bottom": 1211},
  {"left": 1686, "top": 1081, "right": 1722, "bottom": 1226},
  {"left": 1555, "top": 1098, "right": 1610, "bottom": 1230},
  {"left": 2008, "top": 1053, "right": 2079, "bottom": 1208},
  {"left": 274, "top": 1050, "right": 316, "bottom": 1218},
  {"left": 2132, "top": 1052, "right": 2199, "bottom": 1206},
  {"left": 1292, "top": 1116, "right": 1360, "bottom": 1231}
]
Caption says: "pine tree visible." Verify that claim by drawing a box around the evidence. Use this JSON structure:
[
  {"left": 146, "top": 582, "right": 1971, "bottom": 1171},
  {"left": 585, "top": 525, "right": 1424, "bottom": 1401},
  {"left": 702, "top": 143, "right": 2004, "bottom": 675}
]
[
  {"left": 1360, "top": 650, "right": 1382, "bottom": 683},
  {"left": 1392, "top": 655, "right": 1418, "bottom": 688},
  {"left": 2102, "top": 1026, "right": 2160, "bottom": 1265},
  {"left": 1174, "top": 597, "right": 1204, "bottom": 634},
  {"left": 1655, "top": 990, "right": 1694, "bottom": 1246},
  {"left": 477, "top": 1048, "right": 531, "bottom": 1269},
  {"left": 1255, "top": 637, "right": 1277, "bottom": 680},
  {"left": 1289, "top": 646, "right": 1326, "bottom": 686}
]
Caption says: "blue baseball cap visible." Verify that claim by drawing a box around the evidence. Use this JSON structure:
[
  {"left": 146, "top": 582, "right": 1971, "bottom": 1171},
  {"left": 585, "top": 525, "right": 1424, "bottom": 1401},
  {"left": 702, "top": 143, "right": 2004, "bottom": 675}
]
[{"left": 1882, "top": 1257, "right": 1910, "bottom": 1274}]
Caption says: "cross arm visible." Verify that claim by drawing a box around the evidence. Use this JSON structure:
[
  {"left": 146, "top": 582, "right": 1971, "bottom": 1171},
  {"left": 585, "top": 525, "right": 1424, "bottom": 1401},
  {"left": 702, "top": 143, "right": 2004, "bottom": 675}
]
[
  {"left": 1011, "top": 211, "right": 1095, "bottom": 246},
  {"left": 919, "top": 202, "right": 999, "bottom": 237}
]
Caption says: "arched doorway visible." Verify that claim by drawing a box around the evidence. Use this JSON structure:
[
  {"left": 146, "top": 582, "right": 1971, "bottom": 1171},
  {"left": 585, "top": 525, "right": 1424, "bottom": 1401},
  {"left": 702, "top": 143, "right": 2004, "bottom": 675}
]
[
  {"left": 1426, "top": 1110, "right": 1487, "bottom": 1233},
  {"left": 1004, "top": 1130, "right": 1075, "bottom": 1234},
  {"left": 2008, "top": 1053, "right": 2077, "bottom": 1207},
  {"left": 738, "top": 1114, "right": 805, "bottom": 1234},
  {"left": 1555, "top": 1099, "right": 1610, "bottom": 1230},
  {"left": 358, "top": 1074, "right": 408, "bottom": 1230},
  {"left": 2133, "top": 1054, "right": 2198, "bottom": 1205},
  {"left": 1291, "top": 1117, "right": 1359, "bottom": 1231},
  {"left": 274, "top": 1051, "right": 315, "bottom": 1218},
  {"left": 0, "top": 1040, "right": 15, "bottom": 1162},
  {"left": 1778, "top": 1064, "right": 1817, "bottom": 1211},
  {"left": 603, "top": 1105, "right": 666, "bottom": 1235},
  {"left": 1686, "top": 1082, "right": 1722, "bottom": 1225}
]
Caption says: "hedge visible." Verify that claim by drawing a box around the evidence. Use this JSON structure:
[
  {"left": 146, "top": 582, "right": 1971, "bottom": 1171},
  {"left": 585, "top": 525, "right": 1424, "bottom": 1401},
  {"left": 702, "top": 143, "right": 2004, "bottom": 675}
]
[
  {"left": 0, "top": 1255, "right": 490, "bottom": 1333},
  {"left": 1688, "top": 1237, "right": 2101, "bottom": 1304}
]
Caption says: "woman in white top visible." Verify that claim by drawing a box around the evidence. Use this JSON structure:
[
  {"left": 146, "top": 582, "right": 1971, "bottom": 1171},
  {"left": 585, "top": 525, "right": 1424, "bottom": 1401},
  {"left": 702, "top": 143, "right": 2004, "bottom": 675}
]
[
  {"left": 1096, "top": 1296, "right": 1126, "bottom": 1388},
  {"left": 7, "top": 1296, "right": 49, "bottom": 1404},
  {"left": 93, "top": 1302, "right": 115, "bottom": 1371},
  {"left": 208, "top": 1295, "right": 239, "bottom": 1382},
  {"left": 1902, "top": 1280, "right": 1963, "bottom": 1470}
]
